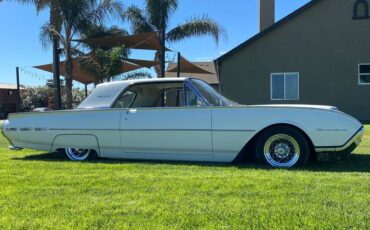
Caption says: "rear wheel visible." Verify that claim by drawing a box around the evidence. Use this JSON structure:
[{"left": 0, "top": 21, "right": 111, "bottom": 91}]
[
  {"left": 65, "top": 148, "right": 96, "bottom": 161},
  {"left": 255, "top": 126, "right": 310, "bottom": 168}
]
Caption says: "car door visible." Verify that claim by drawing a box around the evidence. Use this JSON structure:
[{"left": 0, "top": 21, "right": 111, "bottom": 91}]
[{"left": 118, "top": 81, "right": 213, "bottom": 162}]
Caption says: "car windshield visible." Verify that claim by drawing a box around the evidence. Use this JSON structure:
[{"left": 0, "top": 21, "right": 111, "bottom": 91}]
[{"left": 190, "top": 79, "right": 236, "bottom": 106}]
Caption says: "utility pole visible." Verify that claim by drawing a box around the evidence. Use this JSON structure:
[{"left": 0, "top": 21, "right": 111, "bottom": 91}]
[
  {"left": 51, "top": 3, "right": 62, "bottom": 110},
  {"left": 84, "top": 84, "right": 88, "bottom": 98},
  {"left": 52, "top": 37, "right": 62, "bottom": 110},
  {"left": 177, "top": 52, "right": 181, "bottom": 78},
  {"left": 15, "top": 67, "right": 21, "bottom": 112},
  {"left": 160, "top": 29, "right": 166, "bottom": 78}
]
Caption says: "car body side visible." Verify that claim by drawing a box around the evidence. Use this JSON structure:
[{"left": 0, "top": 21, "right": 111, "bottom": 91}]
[{"left": 2, "top": 105, "right": 363, "bottom": 163}]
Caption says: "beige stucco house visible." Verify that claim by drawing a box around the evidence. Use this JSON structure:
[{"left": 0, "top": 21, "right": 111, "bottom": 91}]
[{"left": 215, "top": 0, "right": 370, "bottom": 121}]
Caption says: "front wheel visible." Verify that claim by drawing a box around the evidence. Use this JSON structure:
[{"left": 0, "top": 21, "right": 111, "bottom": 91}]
[
  {"left": 65, "top": 148, "right": 95, "bottom": 161},
  {"left": 255, "top": 126, "right": 310, "bottom": 168}
]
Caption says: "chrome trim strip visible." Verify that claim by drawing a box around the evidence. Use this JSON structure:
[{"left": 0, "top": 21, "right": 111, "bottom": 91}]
[
  {"left": 316, "top": 129, "right": 348, "bottom": 132},
  {"left": 49, "top": 128, "right": 256, "bottom": 132},
  {"left": 123, "top": 129, "right": 210, "bottom": 132},
  {"left": 213, "top": 129, "right": 256, "bottom": 132},
  {"left": 49, "top": 128, "right": 119, "bottom": 131},
  {"left": 5, "top": 128, "right": 17, "bottom": 131},
  {"left": 19, "top": 128, "right": 32, "bottom": 131},
  {"left": 124, "top": 129, "right": 256, "bottom": 132},
  {"left": 315, "top": 126, "right": 365, "bottom": 152},
  {"left": 34, "top": 128, "right": 47, "bottom": 131}
]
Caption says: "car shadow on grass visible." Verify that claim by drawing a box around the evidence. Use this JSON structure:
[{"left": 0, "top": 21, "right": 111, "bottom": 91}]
[{"left": 13, "top": 151, "right": 370, "bottom": 173}]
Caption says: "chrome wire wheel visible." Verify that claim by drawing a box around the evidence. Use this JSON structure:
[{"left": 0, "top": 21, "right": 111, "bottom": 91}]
[
  {"left": 65, "top": 148, "right": 91, "bottom": 161},
  {"left": 263, "top": 134, "right": 301, "bottom": 168}
]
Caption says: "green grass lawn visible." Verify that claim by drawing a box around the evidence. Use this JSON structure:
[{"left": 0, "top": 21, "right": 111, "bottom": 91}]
[{"left": 0, "top": 124, "right": 369, "bottom": 229}]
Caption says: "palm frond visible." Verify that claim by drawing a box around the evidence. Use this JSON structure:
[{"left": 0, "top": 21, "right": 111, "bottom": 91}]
[
  {"left": 124, "top": 5, "right": 155, "bottom": 34},
  {"left": 39, "top": 22, "right": 53, "bottom": 49},
  {"left": 145, "top": 0, "right": 177, "bottom": 30},
  {"left": 35, "top": 0, "right": 50, "bottom": 13},
  {"left": 87, "top": 0, "right": 124, "bottom": 24},
  {"left": 166, "top": 15, "right": 226, "bottom": 44},
  {"left": 7, "top": 0, "right": 49, "bottom": 13},
  {"left": 59, "top": 0, "right": 90, "bottom": 32},
  {"left": 117, "top": 70, "right": 153, "bottom": 81}
]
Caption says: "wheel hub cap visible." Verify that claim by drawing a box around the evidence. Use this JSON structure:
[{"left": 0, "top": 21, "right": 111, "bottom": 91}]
[
  {"left": 65, "top": 148, "right": 91, "bottom": 161},
  {"left": 264, "top": 134, "right": 300, "bottom": 168}
]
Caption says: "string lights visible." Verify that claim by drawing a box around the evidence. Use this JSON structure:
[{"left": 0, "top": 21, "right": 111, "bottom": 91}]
[{"left": 19, "top": 67, "right": 52, "bottom": 83}]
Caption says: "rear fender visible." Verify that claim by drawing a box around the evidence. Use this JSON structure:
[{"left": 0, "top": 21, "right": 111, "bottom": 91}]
[{"left": 51, "top": 134, "right": 100, "bottom": 156}]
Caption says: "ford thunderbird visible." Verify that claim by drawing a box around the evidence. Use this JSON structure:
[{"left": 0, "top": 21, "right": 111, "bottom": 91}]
[{"left": 2, "top": 78, "right": 365, "bottom": 168}]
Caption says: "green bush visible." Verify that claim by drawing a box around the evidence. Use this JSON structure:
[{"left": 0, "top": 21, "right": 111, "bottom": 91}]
[{"left": 21, "top": 86, "right": 87, "bottom": 111}]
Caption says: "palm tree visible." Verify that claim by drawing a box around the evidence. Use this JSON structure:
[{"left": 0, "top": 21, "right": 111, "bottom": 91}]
[
  {"left": 40, "top": 0, "right": 124, "bottom": 109},
  {"left": 15, "top": 0, "right": 124, "bottom": 109},
  {"left": 124, "top": 0, "right": 225, "bottom": 77}
]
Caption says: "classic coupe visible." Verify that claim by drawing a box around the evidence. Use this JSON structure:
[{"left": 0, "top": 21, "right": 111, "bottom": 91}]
[{"left": 2, "top": 78, "right": 365, "bottom": 168}]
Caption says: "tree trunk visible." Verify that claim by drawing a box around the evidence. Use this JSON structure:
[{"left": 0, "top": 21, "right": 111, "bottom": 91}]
[
  {"left": 64, "top": 28, "right": 73, "bottom": 109},
  {"left": 154, "top": 30, "right": 166, "bottom": 78}
]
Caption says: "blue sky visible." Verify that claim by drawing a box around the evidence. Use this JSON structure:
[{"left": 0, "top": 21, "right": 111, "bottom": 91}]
[{"left": 0, "top": 0, "right": 310, "bottom": 86}]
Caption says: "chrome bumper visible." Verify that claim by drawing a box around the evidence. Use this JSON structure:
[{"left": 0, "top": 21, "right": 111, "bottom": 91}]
[
  {"left": 1, "top": 120, "right": 22, "bottom": 151},
  {"left": 8, "top": 146, "right": 23, "bottom": 151},
  {"left": 315, "top": 126, "right": 365, "bottom": 153}
]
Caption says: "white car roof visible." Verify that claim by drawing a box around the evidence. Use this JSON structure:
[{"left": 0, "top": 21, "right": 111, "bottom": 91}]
[
  {"left": 97, "top": 77, "right": 188, "bottom": 88},
  {"left": 78, "top": 78, "right": 189, "bottom": 109}
]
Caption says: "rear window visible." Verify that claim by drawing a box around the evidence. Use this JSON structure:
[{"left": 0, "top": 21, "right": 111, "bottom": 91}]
[{"left": 77, "top": 83, "right": 128, "bottom": 109}]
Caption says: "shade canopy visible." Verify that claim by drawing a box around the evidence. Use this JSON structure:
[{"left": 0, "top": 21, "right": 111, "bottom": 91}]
[
  {"left": 166, "top": 56, "right": 214, "bottom": 75},
  {"left": 34, "top": 56, "right": 146, "bottom": 84},
  {"left": 123, "top": 58, "right": 160, "bottom": 68},
  {"left": 74, "top": 32, "right": 171, "bottom": 51}
]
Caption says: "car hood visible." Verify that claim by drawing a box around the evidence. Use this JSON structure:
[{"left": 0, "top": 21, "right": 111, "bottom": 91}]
[{"left": 248, "top": 104, "right": 339, "bottom": 111}]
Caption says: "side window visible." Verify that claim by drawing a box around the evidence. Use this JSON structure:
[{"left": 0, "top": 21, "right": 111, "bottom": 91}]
[
  {"left": 113, "top": 82, "right": 187, "bottom": 108},
  {"left": 184, "top": 84, "right": 203, "bottom": 107},
  {"left": 156, "top": 88, "right": 184, "bottom": 107},
  {"left": 113, "top": 91, "right": 136, "bottom": 108},
  {"left": 113, "top": 82, "right": 205, "bottom": 108},
  {"left": 353, "top": 0, "right": 369, "bottom": 20}
]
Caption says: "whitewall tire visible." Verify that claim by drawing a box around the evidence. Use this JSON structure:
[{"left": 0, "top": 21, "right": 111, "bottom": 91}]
[{"left": 65, "top": 148, "right": 94, "bottom": 161}]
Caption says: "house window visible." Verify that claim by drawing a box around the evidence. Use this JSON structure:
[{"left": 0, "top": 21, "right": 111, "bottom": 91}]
[
  {"left": 353, "top": 0, "right": 369, "bottom": 20},
  {"left": 271, "top": 73, "right": 299, "bottom": 100},
  {"left": 358, "top": 64, "right": 370, "bottom": 84}
]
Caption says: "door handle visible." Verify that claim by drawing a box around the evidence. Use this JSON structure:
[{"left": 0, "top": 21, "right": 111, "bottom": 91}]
[{"left": 126, "top": 109, "right": 137, "bottom": 114}]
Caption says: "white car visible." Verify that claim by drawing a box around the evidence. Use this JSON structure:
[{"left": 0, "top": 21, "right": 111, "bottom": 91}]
[{"left": 2, "top": 78, "right": 365, "bottom": 168}]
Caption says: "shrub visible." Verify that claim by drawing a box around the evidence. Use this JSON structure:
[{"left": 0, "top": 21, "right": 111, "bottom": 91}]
[{"left": 21, "top": 86, "right": 87, "bottom": 111}]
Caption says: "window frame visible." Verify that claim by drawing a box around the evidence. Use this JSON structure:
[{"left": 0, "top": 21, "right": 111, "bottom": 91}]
[
  {"left": 111, "top": 80, "right": 208, "bottom": 109},
  {"left": 353, "top": 0, "right": 369, "bottom": 20},
  {"left": 113, "top": 90, "right": 137, "bottom": 109},
  {"left": 270, "top": 72, "right": 300, "bottom": 101},
  {"left": 358, "top": 63, "right": 370, "bottom": 85}
]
